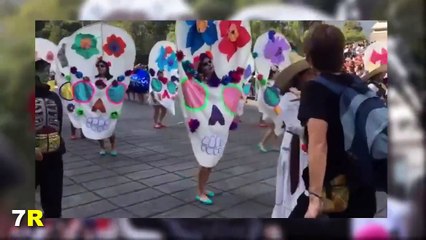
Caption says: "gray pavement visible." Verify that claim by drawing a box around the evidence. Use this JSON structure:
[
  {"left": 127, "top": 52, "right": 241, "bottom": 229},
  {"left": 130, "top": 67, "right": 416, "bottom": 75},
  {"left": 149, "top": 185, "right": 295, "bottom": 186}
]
[{"left": 36, "top": 98, "right": 387, "bottom": 218}]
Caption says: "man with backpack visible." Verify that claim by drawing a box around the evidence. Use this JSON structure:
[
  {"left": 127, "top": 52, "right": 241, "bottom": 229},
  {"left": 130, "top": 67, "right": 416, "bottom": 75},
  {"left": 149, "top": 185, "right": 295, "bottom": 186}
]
[
  {"left": 296, "top": 24, "right": 387, "bottom": 218},
  {"left": 35, "top": 74, "right": 66, "bottom": 217}
]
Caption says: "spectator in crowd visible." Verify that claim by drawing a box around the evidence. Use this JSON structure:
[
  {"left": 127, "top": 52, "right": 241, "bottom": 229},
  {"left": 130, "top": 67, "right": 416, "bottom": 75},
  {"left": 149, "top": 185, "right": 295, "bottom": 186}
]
[{"left": 296, "top": 24, "right": 377, "bottom": 218}]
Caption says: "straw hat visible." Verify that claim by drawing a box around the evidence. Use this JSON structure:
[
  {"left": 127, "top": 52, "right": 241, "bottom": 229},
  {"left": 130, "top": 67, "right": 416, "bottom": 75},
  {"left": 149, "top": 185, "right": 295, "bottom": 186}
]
[
  {"left": 274, "top": 52, "right": 310, "bottom": 90},
  {"left": 362, "top": 64, "right": 387, "bottom": 81}
]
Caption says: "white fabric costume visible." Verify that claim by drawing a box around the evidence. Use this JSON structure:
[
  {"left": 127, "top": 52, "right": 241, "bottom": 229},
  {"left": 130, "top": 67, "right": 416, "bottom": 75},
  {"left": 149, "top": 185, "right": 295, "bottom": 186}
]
[{"left": 272, "top": 92, "right": 309, "bottom": 218}]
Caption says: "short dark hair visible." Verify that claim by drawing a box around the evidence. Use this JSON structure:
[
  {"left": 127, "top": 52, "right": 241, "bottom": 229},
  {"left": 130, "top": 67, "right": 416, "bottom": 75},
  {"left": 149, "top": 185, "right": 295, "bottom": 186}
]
[{"left": 303, "top": 24, "right": 345, "bottom": 73}]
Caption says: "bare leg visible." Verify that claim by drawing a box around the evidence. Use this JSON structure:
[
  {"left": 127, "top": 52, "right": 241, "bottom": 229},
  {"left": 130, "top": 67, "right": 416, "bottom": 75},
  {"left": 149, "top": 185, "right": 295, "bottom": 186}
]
[
  {"left": 109, "top": 134, "right": 116, "bottom": 151},
  {"left": 153, "top": 106, "right": 160, "bottom": 124},
  {"left": 159, "top": 106, "right": 167, "bottom": 125},
  {"left": 198, "top": 167, "right": 212, "bottom": 199},
  {"left": 99, "top": 140, "right": 105, "bottom": 149},
  {"left": 71, "top": 123, "right": 77, "bottom": 139},
  {"left": 98, "top": 139, "right": 106, "bottom": 155}
]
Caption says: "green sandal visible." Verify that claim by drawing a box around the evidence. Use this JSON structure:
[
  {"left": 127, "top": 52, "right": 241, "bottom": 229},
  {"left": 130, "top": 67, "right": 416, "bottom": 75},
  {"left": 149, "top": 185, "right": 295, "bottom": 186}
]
[
  {"left": 257, "top": 143, "right": 268, "bottom": 153},
  {"left": 110, "top": 150, "right": 118, "bottom": 157},
  {"left": 195, "top": 195, "right": 213, "bottom": 205},
  {"left": 206, "top": 191, "right": 215, "bottom": 198}
]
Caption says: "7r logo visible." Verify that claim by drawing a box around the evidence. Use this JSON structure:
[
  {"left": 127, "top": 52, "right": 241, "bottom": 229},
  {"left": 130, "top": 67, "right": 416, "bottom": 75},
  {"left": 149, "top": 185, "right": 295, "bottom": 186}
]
[{"left": 12, "top": 210, "right": 44, "bottom": 227}]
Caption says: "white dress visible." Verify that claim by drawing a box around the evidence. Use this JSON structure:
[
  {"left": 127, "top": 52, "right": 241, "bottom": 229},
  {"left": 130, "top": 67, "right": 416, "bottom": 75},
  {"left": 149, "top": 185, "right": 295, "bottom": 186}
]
[{"left": 272, "top": 92, "right": 309, "bottom": 218}]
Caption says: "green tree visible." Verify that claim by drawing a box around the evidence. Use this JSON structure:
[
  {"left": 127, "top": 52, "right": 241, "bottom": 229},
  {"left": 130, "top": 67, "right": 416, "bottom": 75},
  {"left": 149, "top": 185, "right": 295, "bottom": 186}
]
[
  {"left": 194, "top": 0, "right": 236, "bottom": 19},
  {"left": 342, "top": 21, "right": 366, "bottom": 43}
]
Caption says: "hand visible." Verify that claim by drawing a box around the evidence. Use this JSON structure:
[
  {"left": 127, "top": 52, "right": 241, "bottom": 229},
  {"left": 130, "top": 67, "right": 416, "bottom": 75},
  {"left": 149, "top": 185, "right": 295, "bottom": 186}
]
[
  {"left": 304, "top": 195, "right": 323, "bottom": 218},
  {"left": 35, "top": 148, "right": 43, "bottom": 161}
]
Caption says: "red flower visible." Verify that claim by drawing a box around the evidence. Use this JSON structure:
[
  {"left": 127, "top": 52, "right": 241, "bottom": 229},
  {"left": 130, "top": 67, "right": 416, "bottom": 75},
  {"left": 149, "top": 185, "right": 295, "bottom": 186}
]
[
  {"left": 177, "top": 51, "right": 185, "bottom": 61},
  {"left": 218, "top": 21, "right": 251, "bottom": 61},
  {"left": 159, "top": 76, "right": 168, "bottom": 84},
  {"left": 301, "top": 144, "right": 308, "bottom": 153},
  {"left": 257, "top": 74, "right": 264, "bottom": 81},
  {"left": 103, "top": 34, "right": 127, "bottom": 58}
]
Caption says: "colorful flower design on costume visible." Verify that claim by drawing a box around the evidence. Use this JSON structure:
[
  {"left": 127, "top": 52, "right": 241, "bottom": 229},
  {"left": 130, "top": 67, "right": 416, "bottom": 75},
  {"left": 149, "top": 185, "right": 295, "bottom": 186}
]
[
  {"left": 103, "top": 34, "right": 127, "bottom": 58},
  {"left": 264, "top": 30, "right": 290, "bottom": 65},
  {"left": 71, "top": 33, "right": 100, "bottom": 59},
  {"left": 156, "top": 46, "right": 178, "bottom": 72},
  {"left": 218, "top": 21, "right": 251, "bottom": 61},
  {"left": 186, "top": 20, "right": 218, "bottom": 55}
]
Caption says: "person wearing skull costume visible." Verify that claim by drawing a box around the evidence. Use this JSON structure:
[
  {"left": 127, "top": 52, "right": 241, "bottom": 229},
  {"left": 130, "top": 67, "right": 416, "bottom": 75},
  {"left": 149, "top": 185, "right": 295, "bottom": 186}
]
[
  {"left": 191, "top": 53, "right": 218, "bottom": 205},
  {"left": 150, "top": 71, "right": 168, "bottom": 129},
  {"left": 95, "top": 59, "right": 114, "bottom": 80},
  {"left": 257, "top": 68, "right": 281, "bottom": 153},
  {"left": 35, "top": 75, "right": 65, "bottom": 217},
  {"left": 271, "top": 53, "right": 317, "bottom": 218},
  {"left": 95, "top": 58, "right": 117, "bottom": 156}
]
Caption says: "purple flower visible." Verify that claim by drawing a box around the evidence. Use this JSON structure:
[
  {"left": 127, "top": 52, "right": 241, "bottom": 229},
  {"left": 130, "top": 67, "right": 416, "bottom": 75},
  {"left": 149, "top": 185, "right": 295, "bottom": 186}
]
[
  {"left": 188, "top": 119, "right": 200, "bottom": 133},
  {"left": 264, "top": 32, "right": 290, "bottom": 65}
]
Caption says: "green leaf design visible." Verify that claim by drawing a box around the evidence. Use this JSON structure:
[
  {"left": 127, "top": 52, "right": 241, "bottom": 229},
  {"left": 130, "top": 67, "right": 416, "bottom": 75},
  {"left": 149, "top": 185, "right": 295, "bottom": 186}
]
[{"left": 71, "top": 33, "right": 100, "bottom": 59}]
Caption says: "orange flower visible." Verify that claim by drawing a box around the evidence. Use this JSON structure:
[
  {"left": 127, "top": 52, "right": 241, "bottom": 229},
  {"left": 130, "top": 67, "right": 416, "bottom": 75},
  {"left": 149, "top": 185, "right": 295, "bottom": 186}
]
[{"left": 196, "top": 20, "right": 208, "bottom": 33}]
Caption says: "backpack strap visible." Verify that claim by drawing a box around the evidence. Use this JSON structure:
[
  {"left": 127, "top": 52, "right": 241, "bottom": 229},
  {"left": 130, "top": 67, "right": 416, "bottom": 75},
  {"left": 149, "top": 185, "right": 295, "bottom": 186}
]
[{"left": 314, "top": 75, "right": 347, "bottom": 95}]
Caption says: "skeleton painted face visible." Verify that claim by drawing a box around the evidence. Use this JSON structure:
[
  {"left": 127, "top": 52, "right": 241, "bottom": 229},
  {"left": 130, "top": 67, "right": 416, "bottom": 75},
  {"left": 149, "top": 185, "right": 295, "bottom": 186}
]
[
  {"left": 148, "top": 41, "right": 179, "bottom": 115},
  {"left": 64, "top": 23, "right": 136, "bottom": 140},
  {"left": 176, "top": 20, "right": 251, "bottom": 167}
]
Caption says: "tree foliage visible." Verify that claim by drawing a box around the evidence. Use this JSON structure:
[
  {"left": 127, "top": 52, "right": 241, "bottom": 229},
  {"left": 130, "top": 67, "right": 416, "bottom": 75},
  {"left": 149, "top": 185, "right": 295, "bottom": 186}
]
[{"left": 342, "top": 21, "right": 366, "bottom": 43}]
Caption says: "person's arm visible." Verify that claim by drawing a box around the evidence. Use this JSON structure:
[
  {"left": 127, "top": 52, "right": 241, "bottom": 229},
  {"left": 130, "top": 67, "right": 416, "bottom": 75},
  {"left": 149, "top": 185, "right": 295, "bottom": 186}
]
[
  {"left": 306, "top": 118, "right": 328, "bottom": 197},
  {"left": 298, "top": 81, "right": 329, "bottom": 218}
]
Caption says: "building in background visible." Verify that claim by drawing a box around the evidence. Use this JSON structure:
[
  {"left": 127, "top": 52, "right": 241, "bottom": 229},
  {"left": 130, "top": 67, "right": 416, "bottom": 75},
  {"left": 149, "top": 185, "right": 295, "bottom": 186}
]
[{"left": 370, "top": 21, "right": 387, "bottom": 43}]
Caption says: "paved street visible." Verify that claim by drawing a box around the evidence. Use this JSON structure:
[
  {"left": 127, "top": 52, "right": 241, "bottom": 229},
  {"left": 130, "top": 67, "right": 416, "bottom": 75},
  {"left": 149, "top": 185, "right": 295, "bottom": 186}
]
[
  {"left": 36, "top": 98, "right": 387, "bottom": 218},
  {"left": 49, "top": 99, "right": 279, "bottom": 218}
]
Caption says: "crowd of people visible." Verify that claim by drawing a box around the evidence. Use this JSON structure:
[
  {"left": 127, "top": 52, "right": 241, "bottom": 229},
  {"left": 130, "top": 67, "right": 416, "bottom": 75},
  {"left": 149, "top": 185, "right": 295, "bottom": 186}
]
[{"left": 33, "top": 22, "right": 389, "bottom": 222}]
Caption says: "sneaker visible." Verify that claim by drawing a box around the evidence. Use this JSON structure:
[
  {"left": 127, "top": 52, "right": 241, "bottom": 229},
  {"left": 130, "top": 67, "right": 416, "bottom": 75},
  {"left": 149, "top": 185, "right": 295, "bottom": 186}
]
[
  {"left": 154, "top": 124, "right": 162, "bottom": 129},
  {"left": 110, "top": 150, "right": 118, "bottom": 157},
  {"left": 70, "top": 135, "right": 77, "bottom": 140},
  {"left": 99, "top": 150, "right": 106, "bottom": 156},
  {"left": 159, "top": 123, "right": 167, "bottom": 128}
]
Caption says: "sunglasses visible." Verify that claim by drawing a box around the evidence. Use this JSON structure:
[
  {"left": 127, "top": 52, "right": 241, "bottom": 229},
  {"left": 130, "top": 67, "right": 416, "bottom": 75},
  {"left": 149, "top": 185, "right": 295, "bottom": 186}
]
[{"left": 202, "top": 60, "right": 211, "bottom": 66}]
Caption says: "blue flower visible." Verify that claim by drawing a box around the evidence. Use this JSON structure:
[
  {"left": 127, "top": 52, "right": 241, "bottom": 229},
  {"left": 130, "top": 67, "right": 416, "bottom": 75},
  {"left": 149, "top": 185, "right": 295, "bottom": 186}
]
[{"left": 186, "top": 20, "right": 218, "bottom": 55}]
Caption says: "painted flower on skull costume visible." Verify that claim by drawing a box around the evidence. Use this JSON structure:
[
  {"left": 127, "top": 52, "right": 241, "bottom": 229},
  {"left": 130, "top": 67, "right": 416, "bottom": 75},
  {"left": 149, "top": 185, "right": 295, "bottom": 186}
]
[
  {"left": 176, "top": 20, "right": 252, "bottom": 168},
  {"left": 64, "top": 23, "right": 136, "bottom": 140}
]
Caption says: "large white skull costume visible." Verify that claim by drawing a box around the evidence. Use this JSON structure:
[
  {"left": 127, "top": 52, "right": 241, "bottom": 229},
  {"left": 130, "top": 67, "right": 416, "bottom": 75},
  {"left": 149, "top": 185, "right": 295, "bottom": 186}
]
[
  {"left": 253, "top": 31, "right": 291, "bottom": 136},
  {"left": 148, "top": 41, "right": 179, "bottom": 115},
  {"left": 35, "top": 38, "right": 58, "bottom": 83},
  {"left": 64, "top": 23, "right": 136, "bottom": 140},
  {"left": 237, "top": 55, "right": 255, "bottom": 117},
  {"left": 175, "top": 20, "right": 252, "bottom": 168},
  {"left": 55, "top": 36, "right": 83, "bottom": 129}
]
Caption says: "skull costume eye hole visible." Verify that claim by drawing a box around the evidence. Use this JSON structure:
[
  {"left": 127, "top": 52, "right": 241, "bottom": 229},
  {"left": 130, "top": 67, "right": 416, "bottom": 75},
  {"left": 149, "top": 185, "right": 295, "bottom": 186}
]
[
  {"left": 167, "top": 81, "right": 177, "bottom": 95},
  {"left": 106, "top": 82, "right": 126, "bottom": 104},
  {"left": 264, "top": 86, "right": 280, "bottom": 107},
  {"left": 59, "top": 82, "right": 73, "bottom": 101},
  {"left": 181, "top": 77, "right": 209, "bottom": 112},
  {"left": 72, "top": 80, "right": 95, "bottom": 103},
  {"left": 151, "top": 78, "right": 163, "bottom": 92},
  {"left": 222, "top": 83, "right": 242, "bottom": 116}
]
